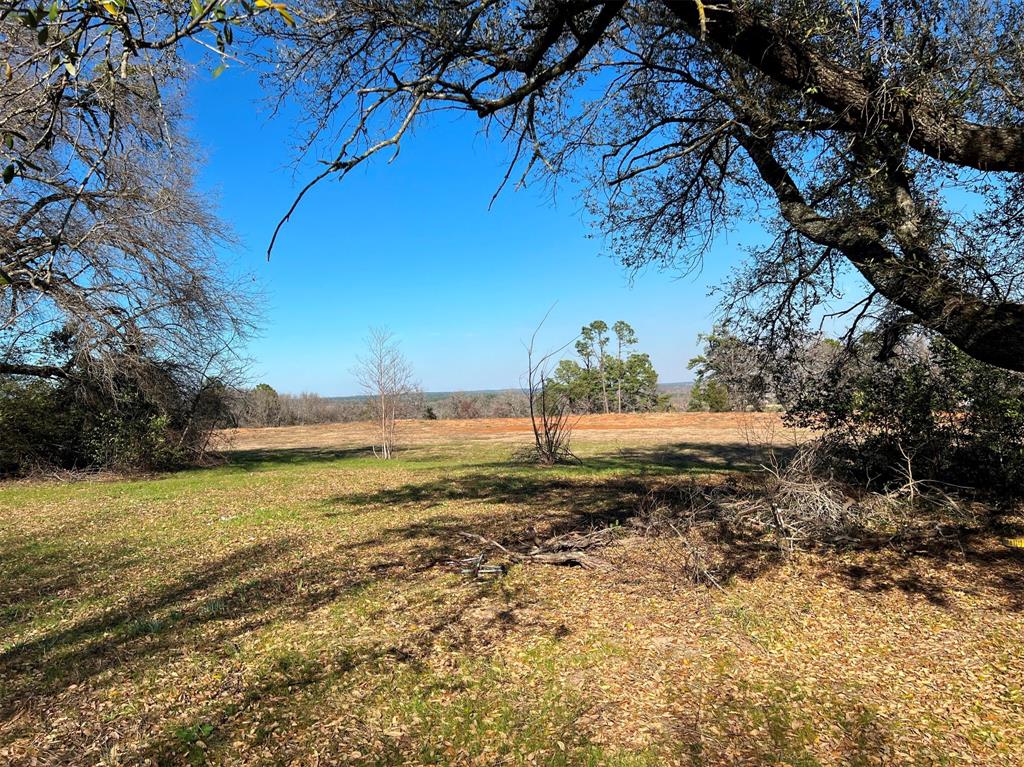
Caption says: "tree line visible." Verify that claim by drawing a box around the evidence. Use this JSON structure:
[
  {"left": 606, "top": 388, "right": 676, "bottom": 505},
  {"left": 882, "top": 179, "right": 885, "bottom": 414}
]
[{"left": 233, "top": 320, "right": 668, "bottom": 430}]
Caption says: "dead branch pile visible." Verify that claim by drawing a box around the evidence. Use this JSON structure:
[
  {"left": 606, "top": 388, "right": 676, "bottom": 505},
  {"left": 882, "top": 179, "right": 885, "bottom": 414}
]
[
  {"left": 621, "top": 441, "right": 986, "bottom": 587},
  {"left": 628, "top": 481, "right": 724, "bottom": 533},
  {"left": 625, "top": 481, "right": 738, "bottom": 586},
  {"left": 452, "top": 528, "right": 618, "bottom": 577},
  {"left": 721, "top": 442, "right": 983, "bottom": 552},
  {"left": 724, "top": 445, "right": 857, "bottom": 552}
]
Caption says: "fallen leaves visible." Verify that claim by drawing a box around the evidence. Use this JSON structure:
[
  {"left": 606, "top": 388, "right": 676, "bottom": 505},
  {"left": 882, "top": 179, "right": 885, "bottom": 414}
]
[{"left": 0, "top": 418, "right": 1021, "bottom": 765}]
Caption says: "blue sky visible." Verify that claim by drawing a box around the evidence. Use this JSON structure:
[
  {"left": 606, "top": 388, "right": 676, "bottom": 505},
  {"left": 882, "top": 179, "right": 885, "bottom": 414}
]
[{"left": 189, "top": 65, "right": 747, "bottom": 396}]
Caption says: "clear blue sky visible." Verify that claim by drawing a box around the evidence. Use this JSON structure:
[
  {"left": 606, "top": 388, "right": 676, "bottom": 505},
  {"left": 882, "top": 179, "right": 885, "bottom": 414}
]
[{"left": 189, "top": 65, "right": 752, "bottom": 396}]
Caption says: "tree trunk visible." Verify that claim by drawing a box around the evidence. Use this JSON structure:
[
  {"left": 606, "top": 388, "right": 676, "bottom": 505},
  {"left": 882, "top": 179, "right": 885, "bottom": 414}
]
[{"left": 736, "top": 130, "right": 1024, "bottom": 372}]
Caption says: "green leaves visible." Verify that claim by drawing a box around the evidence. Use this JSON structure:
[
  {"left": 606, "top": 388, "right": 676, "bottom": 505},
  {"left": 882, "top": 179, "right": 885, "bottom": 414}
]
[
  {"left": 17, "top": 2, "right": 61, "bottom": 30},
  {"left": 3, "top": 164, "right": 15, "bottom": 185}
]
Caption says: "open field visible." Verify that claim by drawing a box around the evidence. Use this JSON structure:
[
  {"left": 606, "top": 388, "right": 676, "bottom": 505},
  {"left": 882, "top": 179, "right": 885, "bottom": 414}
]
[
  {"left": 219, "top": 412, "right": 800, "bottom": 454},
  {"left": 2, "top": 414, "right": 1023, "bottom": 766}
]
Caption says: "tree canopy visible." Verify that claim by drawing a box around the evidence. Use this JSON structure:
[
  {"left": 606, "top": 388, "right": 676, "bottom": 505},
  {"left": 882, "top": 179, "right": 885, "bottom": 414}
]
[
  {"left": 0, "top": 1, "right": 271, "bottom": 470},
  {"left": 553, "top": 320, "right": 662, "bottom": 413},
  {"left": 260, "top": 0, "right": 1024, "bottom": 371},
  {"left": 0, "top": 1, "right": 264, "bottom": 390},
  {"left": 7, "top": 0, "right": 1024, "bottom": 402}
]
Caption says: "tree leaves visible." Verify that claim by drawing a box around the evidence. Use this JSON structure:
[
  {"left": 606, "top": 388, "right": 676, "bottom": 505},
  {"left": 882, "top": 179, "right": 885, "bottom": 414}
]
[{"left": 254, "top": 0, "right": 295, "bottom": 27}]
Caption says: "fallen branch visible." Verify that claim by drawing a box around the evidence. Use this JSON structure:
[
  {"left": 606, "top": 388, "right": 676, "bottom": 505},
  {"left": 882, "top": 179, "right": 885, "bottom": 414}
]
[{"left": 456, "top": 531, "right": 614, "bottom": 572}]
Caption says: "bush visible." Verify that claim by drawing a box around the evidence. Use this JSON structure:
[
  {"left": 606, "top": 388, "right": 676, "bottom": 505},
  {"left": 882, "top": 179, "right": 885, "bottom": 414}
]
[
  {"left": 0, "top": 363, "right": 233, "bottom": 476},
  {"left": 0, "top": 379, "right": 84, "bottom": 473},
  {"left": 786, "top": 336, "right": 1024, "bottom": 493},
  {"left": 84, "top": 408, "right": 186, "bottom": 472}
]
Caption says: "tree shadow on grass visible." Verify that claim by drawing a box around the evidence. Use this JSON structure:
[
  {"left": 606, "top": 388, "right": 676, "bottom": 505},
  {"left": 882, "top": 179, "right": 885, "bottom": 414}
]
[
  {"left": 326, "top": 471, "right": 648, "bottom": 544},
  {"left": 2, "top": 455, "right": 1019, "bottom": 763},
  {"left": 323, "top": 441, "right": 779, "bottom": 523},
  {"left": 0, "top": 537, "right": 511, "bottom": 721},
  {"left": 0, "top": 536, "right": 143, "bottom": 612},
  {"left": 827, "top": 526, "right": 1024, "bottom": 611},
  {"left": 0, "top": 529, "right": 531, "bottom": 764},
  {"left": 125, "top": 576, "right": 536, "bottom": 767},
  {"left": 324, "top": 463, "right": 787, "bottom": 587},
  {"left": 0, "top": 525, "right": 533, "bottom": 753},
  {"left": 214, "top": 439, "right": 787, "bottom": 476},
  {"left": 577, "top": 441, "right": 793, "bottom": 473},
  {"left": 220, "top": 446, "right": 376, "bottom": 471}
]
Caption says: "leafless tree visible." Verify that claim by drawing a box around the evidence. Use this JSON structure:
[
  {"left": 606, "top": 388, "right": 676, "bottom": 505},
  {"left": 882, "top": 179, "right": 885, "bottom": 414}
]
[
  {"left": 523, "top": 310, "right": 577, "bottom": 465},
  {"left": 353, "top": 327, "right": 418, "bottom": 459},
  {"left": 0, "top": 2, "right": 265, "bottom": 408},
  {"left": 490, "top": 390, "right": 530, "bottom": 419},
  {"left": 262, "top": 1, "right": 1024, "bottom": 372},
  {"left": 230, "top": 389, "right": 374, "bottom": 427},
  {"left": 279, "top": 392, "right": 359, "bottom": 425}
]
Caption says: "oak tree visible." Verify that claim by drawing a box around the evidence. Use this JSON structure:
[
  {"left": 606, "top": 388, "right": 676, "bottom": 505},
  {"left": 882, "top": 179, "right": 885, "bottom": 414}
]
[{"left": 264, "top": 1, "right": 1024, "bottom": 370}]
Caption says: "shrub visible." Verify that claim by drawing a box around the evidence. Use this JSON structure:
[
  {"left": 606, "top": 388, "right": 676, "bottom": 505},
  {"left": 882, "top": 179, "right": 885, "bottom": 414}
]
[
  {"left": 0, "top": 379, "right": 85, "bottom": 473},
  {"left": 0, "top": 363, "right": 232, "bottom": 476},
  {"left": 786, "top": 336, "right": 1024, "bottom": 493}
]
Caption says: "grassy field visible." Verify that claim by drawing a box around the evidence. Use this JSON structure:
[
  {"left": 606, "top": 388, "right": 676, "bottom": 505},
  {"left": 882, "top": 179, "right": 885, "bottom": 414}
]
[{"left": 1, "top": 414, "right": 1022, "bottom": 766}]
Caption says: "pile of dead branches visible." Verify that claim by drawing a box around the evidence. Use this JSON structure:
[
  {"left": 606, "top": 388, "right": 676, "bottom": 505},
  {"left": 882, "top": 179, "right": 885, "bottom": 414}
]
[
  {"left": 452, "top": 528, "right": 619, "bottom": 577},
  {"left": 452, "top": 441, "right": 986, "bottom": 585},
  {"left": 720, "top": 441, "right": 984, "bottom": 553},
  {"left": 628, "top": 480, "right": 728, "bottom": 532},
  {"left": 723, "top": 445, "right": 856, "bottom": 552}
]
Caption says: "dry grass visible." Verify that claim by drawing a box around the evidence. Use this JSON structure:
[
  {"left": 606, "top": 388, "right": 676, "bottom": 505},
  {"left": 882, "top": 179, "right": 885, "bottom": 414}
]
[
  {"left": 218, "top": 412, "right": 802, "bottom": 451},
  {"left": 1, "top": 415, "right": 1022, "bottom": 766}
]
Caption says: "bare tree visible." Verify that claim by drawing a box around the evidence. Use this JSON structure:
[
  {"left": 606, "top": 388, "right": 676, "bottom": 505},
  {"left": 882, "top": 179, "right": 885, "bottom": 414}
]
[
  {"left": 523, "top": 310, "right": 577, "bottom": 465},
  {"left": 353, "top": 327, "right": 417, "bottom": 459},
  {"left": 0, "top": 1, "right": 263, "bottom": 405},
  {"left": 262, "top": 1, "right": 1024, "bottom": 372}
]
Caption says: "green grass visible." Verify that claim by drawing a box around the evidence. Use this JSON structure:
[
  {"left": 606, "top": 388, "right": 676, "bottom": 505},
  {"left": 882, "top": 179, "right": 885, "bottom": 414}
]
[{"left": 0, "top": 436, "right": 1022, "bottom": 766}]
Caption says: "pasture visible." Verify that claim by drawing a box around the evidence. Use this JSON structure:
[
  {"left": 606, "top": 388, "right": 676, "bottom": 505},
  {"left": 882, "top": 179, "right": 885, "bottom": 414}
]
[{"left": 1, "top": 414, "right": 1022, "bottom": 766}]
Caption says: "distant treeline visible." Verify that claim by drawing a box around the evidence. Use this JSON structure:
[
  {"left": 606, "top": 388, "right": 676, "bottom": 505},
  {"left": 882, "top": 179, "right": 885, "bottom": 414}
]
[
  {"left": 230, "top": 383, "right": 695, "bottom": 428},
  {"left": 230, "top": 320, "right": 699, "bottom": 428},
  {"left": 230, "top": 386, "right": 531, "bottom": 427}
]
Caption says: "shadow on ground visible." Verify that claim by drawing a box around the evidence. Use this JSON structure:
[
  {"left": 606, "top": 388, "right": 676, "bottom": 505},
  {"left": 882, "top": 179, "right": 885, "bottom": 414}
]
[
  {"left": 3, "top": 437, "right": 1021, "bottom": 764},
  {"left": 220, "top": 446, "right": 376, "bottom": 470},
  {"left": 320, "top": 450, "right": 1023, "bottom": 611},
  {"left": 0, "top": 530, "right": 532, "bottom": 767},
  {"left": 828, "top": 525, "right": 1024, "bottom": 611},
  {"left": 217, "top": 439, "right": 790, "bottom": 475},
  {"left": 578, "top": 441, "right": 792, "bottom": 472}
]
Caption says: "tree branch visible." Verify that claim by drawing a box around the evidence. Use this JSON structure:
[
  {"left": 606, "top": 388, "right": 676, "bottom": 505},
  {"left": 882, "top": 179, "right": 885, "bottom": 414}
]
[
  {"left": 661, "top": 0, "right": 1024, "bottom": 172},
  {"left": 735, "top": 128, "right": 1024, "bottom": 371}
]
